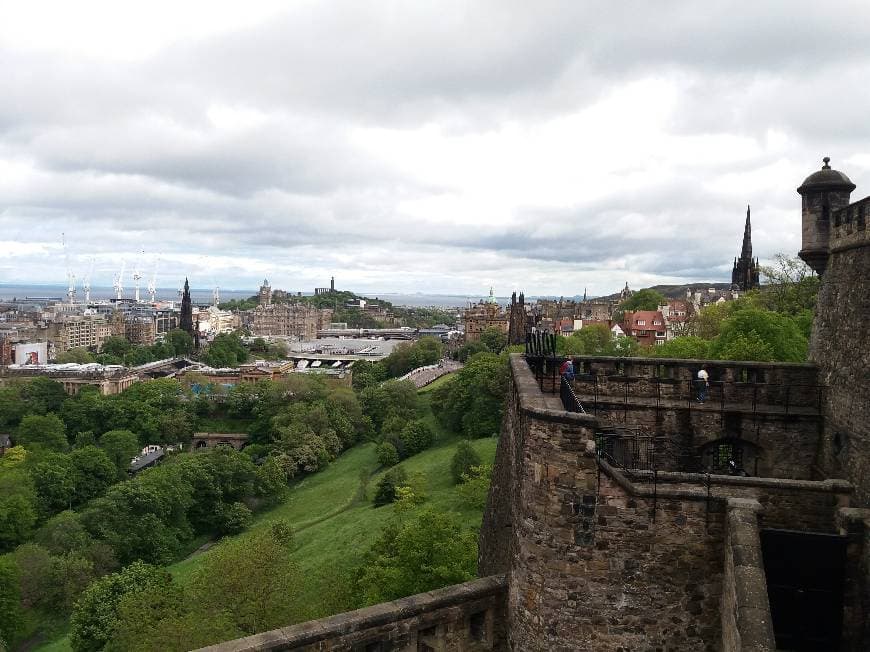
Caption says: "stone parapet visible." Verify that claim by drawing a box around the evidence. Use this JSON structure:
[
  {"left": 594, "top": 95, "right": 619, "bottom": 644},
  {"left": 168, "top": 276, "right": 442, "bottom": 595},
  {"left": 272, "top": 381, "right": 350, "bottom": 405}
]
[
  {"left": 721, "top": 498, "right": 775, "bottom": 652},
  {"left": 195, "top": 575, "right": 507, "bottom": 652}
]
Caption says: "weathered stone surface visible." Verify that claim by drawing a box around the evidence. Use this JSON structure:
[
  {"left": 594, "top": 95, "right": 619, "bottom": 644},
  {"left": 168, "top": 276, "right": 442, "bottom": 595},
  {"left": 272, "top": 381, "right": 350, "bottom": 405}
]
[{"left": 194, "top": 575, "right": 508, "bottom": 652}]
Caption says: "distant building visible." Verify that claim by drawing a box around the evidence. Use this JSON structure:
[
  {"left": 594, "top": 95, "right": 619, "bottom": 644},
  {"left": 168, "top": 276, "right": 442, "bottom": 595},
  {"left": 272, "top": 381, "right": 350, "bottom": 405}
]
[
  {"left": 622, "top": 310, "right": 667, "bottom": 346},
  {"left": 250, "top": 303, "right": 333, "bottom": 340},
  {"left": 258, "top": 279, "right": 272, "bottom": 307},
  {"left": 463, "top": 288, "right": 509, "bottom": 342},
  {"left": 731, "top": 205, "right": 761, "bottom": 291},
  {"left": 46, "top": 315, "right": 111, "bottom": 354},
  {"left": 314, "top": 276, "right": 336, "bottom": 295}
]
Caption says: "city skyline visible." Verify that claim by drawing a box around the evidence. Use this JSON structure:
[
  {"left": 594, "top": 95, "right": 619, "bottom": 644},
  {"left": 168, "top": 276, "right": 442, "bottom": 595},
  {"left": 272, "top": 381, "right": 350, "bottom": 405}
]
[{"left": 3, "top": 1, "right": 870, "bottom": 295}]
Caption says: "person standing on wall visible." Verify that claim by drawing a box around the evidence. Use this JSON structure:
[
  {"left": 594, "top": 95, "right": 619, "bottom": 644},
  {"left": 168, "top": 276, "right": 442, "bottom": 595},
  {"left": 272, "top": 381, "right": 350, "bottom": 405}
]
[{"left": 696, "top": 364, "right": 710, "bottom": 403}]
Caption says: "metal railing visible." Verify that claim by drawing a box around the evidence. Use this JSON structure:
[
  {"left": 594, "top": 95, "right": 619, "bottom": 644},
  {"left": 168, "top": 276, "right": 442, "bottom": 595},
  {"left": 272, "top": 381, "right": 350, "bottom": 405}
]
[
  {"left": 560, "top": 375, "right": 585, "bottom": 413},
  {"left": 571, "top": 374, "right": 826, "bottom": 417}
]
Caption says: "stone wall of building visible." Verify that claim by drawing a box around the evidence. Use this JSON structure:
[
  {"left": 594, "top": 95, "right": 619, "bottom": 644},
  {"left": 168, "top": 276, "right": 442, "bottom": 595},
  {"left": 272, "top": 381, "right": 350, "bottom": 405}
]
[
  {"left": 195, "top": 575, "right": 508, "bottom": 652},
  {"left": 482, "top": 355, "right": 728, "bottom": 651},
  {"left": 812, "top": 244, "right": 870, "bottom": 507}
]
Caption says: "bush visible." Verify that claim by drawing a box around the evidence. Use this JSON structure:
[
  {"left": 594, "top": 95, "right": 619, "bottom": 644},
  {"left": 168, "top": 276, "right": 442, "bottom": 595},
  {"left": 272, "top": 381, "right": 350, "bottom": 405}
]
[
  {"left": 450, "top": 440, "right": 482, "bottom": 484},
  {"left": 457, "top": 465, "right": 493, "bottom": 509},
  {"left": 216, "top": 502, "right": 252, "bottom": 535},
  {"left": 376, "top": 442, "right": 399, "bottom": 468},
  {"left": 397, "top": 420, "right": 434, "bottom": 458},
  {"left": 373, "top": 467, "right": 408, "bottom": 507}
]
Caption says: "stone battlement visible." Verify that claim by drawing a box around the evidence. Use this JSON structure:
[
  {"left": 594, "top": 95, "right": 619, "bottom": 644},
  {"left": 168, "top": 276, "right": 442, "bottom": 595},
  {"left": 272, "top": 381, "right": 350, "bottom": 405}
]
[{"left": 831, "top": 195, "right": 870, "bottom": 252}]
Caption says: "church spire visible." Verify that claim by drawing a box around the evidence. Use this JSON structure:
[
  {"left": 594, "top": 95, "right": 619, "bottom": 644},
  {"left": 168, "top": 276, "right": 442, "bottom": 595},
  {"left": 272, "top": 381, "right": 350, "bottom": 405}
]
[
  {"left": 732, "top": 205, "right": 760, "bottom": 291},
  {"left": 741, "top": 205, "right": 753, "bottom": 260}
]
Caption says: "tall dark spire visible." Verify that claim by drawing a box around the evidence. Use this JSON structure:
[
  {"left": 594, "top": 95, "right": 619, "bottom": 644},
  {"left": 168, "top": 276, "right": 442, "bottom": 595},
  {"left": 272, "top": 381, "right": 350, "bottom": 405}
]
[
  {"left": 179, "top": 277, "right": 194, "bottom": 335},
  {"left": 732, "top": 206, "right": 760, "bottom": 291},
  {"left": 741, "top": 205, "right": 753, "bottom": 260}
]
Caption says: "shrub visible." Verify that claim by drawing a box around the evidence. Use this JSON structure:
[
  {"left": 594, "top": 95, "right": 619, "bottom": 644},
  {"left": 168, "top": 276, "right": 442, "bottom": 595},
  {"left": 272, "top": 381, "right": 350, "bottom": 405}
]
[
  {"left": 376, "top": 442, "right": 399, "bottom": 468},
  {"left": 458, "top": 465, "right": 493, "bottom": 509},
  {"left": 450, "top": 440, "right": 482, "bottom": 484},
  {"left": 373, "top": 467, "right": 408, "bottom": 507},
  {"left": 398, "top": 420, "right": 434, "bottom": 457}
]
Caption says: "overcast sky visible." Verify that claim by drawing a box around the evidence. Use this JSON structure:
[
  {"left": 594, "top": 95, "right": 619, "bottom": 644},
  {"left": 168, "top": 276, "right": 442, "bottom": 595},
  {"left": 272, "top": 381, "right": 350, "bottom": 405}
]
[{"left": 2, "top": 1, "right": 870, "bottom": 298}]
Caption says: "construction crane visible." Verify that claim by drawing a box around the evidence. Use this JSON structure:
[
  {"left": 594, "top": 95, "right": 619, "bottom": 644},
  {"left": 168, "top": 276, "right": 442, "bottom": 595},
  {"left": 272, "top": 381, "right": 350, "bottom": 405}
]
[
  {"left": 147, "top": 257, "right": 159, "bottom": 303},
  {"left": 113, "top": 261, "right": 126, "bottom": 300},
  {"left": 132, "top": 251, "right": 143, "bottom": 303},
  {"left": 62, "top": 233, "right": 76, "bottom": 304},
  {"left": 82, "top": 258, "right": 95, "bottom": 303}
]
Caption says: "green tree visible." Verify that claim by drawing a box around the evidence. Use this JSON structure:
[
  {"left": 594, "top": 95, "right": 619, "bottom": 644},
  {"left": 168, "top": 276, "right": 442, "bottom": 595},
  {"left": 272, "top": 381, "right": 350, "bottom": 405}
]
[
  {"left": 450, "top": 440, "right": 482, "bottom": 484},
  {"left": 457, "top": 464, "right": 493, "bottom": 508},
  {"left": 431, "top": 353, "right": 509, "bottom": 439},
  {"left": 99, "top": 430, "right": 140, "bottom": 476},
  {"left": 647, "top": 336, "right": 711, "bottom": 359},
  {"left": 455, "top": 340, "right": 488, "bottom": 362},
  {"left": 373, "top": 467, "right": 408, "bottom": 507},
  {"left": 16, "top": 413, "right": 68, "bottom": 452},
  {"left": 107, "top": 582, "right": 241, "bottom": 652},
  {"left": 614, "top": 288, "right": 666, "bottom": 320},
  {"left": 376, "top": 441, "right": 399, "bottom": 468},
  {"left": 0, "top": 555, "right": 24, "bottom": 647},
  {"left": 21, "top": 377, "right": 68, "bottom": 414},
  {"left": 710, "top": 308, "right": 807, "bottom": 362},
  {"left": 100, "top": 336, "right": 133, "bottom": 359},
  {"left": 56, "top": 347, "right": 97, "bottom": 363},
  {"left": 356, "top": 508, "right": 477, "bottom": 605},
  {"left": 479, "top": 327, "right": 507, "bottom": 354},
  {"left": 29, "top": 453, "right": 75, "bottom": 516},
  {"left": 0, "top": 472, "right": 37, "bottom": 553},
  {"left": 397, "top": 419, "right": 434, "bottom": 457},
  {"left": 69, "top": 561, "right": 170, "bottom": 652},
  {"left": 255, "top": 455, "right": 287, "bottom": 505},
  {"left": 758, "top": 253, "right": 820, "bottom": 315},
  {"left": 187, "top": 524, "right": 300, "bottom": 635},
  {"left": 559, "top": 324, "right": 612, "bottom": 355},
  {"left": 165, "top": 329, "right": 194, "bottom": 357},
  {"left": 69, "top": 446, "right": 118, "bottom": 505},
  {"left": 202, "top": 332, "right": 249, "bottom": 367}
]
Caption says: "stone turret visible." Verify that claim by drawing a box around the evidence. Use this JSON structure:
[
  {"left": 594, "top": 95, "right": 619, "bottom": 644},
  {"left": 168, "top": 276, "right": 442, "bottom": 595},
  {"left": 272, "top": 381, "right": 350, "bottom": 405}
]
[{"left": 797, "top": 156, "right": 855, "bottom": 276}]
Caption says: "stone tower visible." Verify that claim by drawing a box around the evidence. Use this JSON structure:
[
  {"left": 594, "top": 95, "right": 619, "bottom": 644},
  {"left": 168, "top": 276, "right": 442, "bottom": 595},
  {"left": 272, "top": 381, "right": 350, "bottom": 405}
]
[
  {"left": 731, "top": 205, "right": 760, "bottom": 291},
  {"left": 179, "top": 278, "right": 194, "bottom": 336},
  {"left": 258, "top": 279, "right": 272, "bottom": 306},
  {"left": 797, "top": 156, "right": 855, "bottom": 276}
]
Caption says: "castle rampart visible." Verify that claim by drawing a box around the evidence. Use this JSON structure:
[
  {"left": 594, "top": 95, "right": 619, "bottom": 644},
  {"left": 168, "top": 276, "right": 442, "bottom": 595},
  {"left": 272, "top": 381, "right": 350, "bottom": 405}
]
[
  {"left": 196, "top": 575, "right": 507, "bottom": 652},
  {"left": 477, "top": 354, "right": 863, "bottom": 650}
]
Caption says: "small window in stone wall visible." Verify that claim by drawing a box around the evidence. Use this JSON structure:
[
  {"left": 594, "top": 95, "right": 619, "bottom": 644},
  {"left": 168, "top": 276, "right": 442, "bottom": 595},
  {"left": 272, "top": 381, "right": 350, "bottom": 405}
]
[
  {"left": 469, "top": 610, "right": 487, "bottom": 641},
  {"left": 615, "top": 361, "right": 625, "bottom": 376}
]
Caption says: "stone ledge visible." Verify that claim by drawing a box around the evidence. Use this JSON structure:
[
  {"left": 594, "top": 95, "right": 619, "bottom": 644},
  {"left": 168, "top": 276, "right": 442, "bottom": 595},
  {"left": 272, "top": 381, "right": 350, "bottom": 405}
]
[
  {"left": 511, "top": 354, "right": 599, "bottom": 427},
  {"left": 194, "top": 574, "right": 508, "bottom": 652}
]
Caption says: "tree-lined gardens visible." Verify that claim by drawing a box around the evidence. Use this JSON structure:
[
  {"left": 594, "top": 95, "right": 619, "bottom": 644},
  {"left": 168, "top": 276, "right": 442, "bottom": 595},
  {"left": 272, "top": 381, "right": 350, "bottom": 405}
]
[{"left": 0, "top": 335, "right": 502, "bottom": 651}]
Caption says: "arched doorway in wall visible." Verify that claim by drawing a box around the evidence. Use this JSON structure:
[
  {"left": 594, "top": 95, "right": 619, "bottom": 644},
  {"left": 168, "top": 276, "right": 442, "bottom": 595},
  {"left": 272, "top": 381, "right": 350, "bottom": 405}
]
[
  {"left": 699, "top": 437, "right": 763, "bottom": 476},
  {"left": 195, "top": 440, "right": 208, "bottom": 449}
]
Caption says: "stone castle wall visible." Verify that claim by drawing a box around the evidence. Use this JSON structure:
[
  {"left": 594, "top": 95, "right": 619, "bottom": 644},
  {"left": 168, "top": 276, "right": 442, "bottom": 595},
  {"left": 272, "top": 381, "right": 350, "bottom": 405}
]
[
  {"left": 481, "top": 355, "right": 728, "bottom": 651},
  {"left": 812, "top": 244, "right": 870, "bottom": 506},
  {"left": 480, "top": 355, "right": 859, "bottom": 651}
]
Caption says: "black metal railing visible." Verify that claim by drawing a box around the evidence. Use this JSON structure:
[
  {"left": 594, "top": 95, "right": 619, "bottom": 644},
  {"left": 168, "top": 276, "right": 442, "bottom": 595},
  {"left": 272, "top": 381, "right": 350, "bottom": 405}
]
[
  {"left": 571, "top": 374, "right": 826, "bottom": 417},
  {"left": 560, "top": 375, "right": 585, "bottom": 413}
]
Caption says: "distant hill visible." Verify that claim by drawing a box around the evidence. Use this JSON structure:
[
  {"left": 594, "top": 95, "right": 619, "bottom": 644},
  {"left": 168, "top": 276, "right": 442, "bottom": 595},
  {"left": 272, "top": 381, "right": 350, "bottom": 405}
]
[{"left": 595, "top": 282, "right": 734, "bottom": 302}]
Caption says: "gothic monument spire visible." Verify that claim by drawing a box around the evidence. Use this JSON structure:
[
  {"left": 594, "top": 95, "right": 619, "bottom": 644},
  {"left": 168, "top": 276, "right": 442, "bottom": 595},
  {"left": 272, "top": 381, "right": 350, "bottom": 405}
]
[{"left": 731, "top": 205, "right": 760, "bottom": 291}]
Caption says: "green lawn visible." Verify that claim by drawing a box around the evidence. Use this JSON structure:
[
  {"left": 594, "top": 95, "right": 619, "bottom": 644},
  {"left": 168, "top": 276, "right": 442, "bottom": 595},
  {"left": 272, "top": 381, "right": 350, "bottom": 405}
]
[{"left": 34, "top": 390, "right": 496, "bottom": 650}]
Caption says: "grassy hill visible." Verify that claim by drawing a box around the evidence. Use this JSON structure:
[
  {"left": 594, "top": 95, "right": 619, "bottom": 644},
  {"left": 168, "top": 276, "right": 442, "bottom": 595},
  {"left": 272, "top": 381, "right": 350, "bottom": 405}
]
[{"left": 34, "top": 379, "right": 495, "bottom": 651}]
